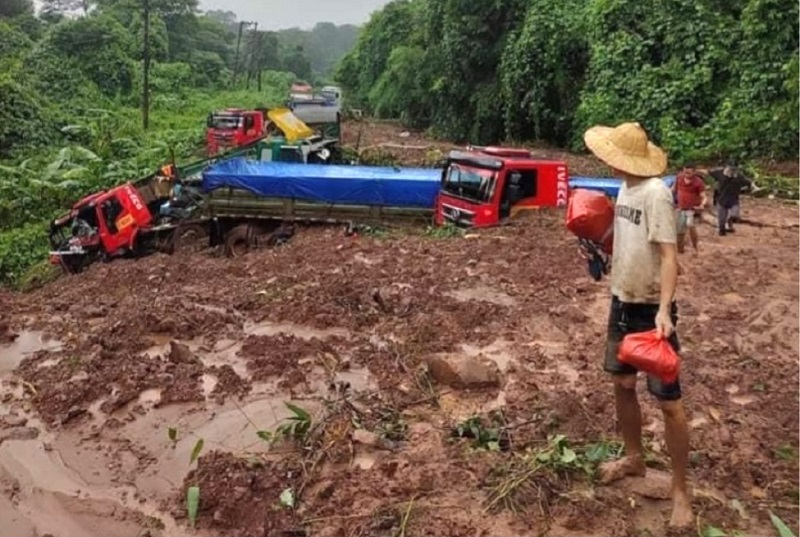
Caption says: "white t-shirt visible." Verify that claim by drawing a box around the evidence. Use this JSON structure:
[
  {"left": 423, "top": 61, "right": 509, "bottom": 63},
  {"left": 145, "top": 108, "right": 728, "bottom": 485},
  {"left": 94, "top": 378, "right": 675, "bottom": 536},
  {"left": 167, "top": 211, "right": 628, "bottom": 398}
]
[{"left": 610, "top": 178, "right": 677, "bottom": 304}]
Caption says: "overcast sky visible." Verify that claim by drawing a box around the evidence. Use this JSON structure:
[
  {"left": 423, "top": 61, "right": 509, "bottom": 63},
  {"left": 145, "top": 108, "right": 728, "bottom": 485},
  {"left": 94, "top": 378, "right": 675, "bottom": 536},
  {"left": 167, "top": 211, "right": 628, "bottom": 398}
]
[{"left": 198, "top": 0, "right": 391, "bottom": 31}]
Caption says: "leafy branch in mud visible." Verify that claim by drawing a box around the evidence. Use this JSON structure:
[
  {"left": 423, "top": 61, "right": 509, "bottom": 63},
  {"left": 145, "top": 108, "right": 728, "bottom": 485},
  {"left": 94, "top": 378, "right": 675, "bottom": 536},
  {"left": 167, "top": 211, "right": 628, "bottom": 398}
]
[
  {"left": 257, "top": 402, "right": 314, "bottom": 446},
  {"left": 424, "top": 223, "right": 464, "bottom": 239},
  {"left": 485, "top": 434, "right": 622, "bottom": 514},
  {"left": 704, "top": 511, "right": 797, "bottom": 537},
  {"left": 452, "top": 413, "right": 510, "bottom": 452}
]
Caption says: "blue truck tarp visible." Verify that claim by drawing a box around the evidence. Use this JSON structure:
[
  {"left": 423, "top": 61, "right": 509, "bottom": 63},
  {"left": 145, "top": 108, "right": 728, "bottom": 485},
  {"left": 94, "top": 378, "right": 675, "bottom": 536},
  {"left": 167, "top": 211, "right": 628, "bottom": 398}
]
[
  {"left": 569, "top": 176, "right": 676, "bottom": 198},
  {"left": 202, "top": 158, "right": 442, "bottom": 208}
]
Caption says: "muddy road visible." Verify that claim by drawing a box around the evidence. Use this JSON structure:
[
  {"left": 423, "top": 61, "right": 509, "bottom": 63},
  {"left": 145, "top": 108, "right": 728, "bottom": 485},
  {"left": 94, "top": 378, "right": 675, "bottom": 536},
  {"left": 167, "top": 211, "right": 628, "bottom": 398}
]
[{"left": 0, "top": 198, "right": 797, "bottom": 537}]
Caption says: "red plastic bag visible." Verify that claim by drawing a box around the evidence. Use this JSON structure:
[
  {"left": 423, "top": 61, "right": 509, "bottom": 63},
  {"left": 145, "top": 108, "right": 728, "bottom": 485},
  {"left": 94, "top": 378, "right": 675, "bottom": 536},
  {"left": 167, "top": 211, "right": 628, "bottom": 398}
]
[
  {"left": 566, "top": 189, "right": 614, "bottom": 254},
  {"left": 618, "top": 330, "right": 680, "bottom": 384}
]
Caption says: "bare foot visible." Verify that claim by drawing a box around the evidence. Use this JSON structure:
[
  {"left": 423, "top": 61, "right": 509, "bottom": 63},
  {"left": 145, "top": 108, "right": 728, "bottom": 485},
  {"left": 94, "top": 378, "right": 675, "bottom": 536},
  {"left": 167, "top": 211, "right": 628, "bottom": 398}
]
[
  {"left": 669, "top": 491, "right": 694, "bottom": 528},
  {"left": 598, "top": 455, "right": 646, "bottom": 485}
]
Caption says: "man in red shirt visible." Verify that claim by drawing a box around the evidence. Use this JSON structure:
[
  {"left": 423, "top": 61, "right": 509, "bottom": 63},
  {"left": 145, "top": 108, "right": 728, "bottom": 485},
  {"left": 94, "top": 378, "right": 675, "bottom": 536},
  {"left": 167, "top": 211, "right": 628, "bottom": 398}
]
[{"left": 672, "top": 163, "right": 707, "bottom": 254}]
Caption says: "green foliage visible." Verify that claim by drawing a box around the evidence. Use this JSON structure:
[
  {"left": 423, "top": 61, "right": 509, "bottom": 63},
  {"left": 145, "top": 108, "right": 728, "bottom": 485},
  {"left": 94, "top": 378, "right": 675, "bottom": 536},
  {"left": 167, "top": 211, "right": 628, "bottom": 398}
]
[
  {"left": 0, "top": 223, "right": 49, "bottom": 288},
  {"left": 275, "top": 402, "right": 313, "bottom": 444},
  {"left": 0, "top": 0, "right": 33, "bottom": 19},
  {"left": 45, "top": 14, "right": 136, "bottom": 97},
  {"left": 0, "top": 77, "right": 60, "bottom": 157},
  {"left": 340, "top": 0, "right": 798, "bottom": 159},
  {"left": 453, "top": 415, "right": 504, "bottom": 452},
  {"left": 770, "top": 512, "right": 797, "bottom": 537},
  {"left": 186, "top": 485, "right": 200, "bottom": 528},
  {"left": 486, "top": 435, "right": 621, "bottom": 513},
  {"left": 257, "top": 402, "right": 314, "bottom": 446},
  {"left": 189, "top": 438, "right": 204, "bottom": 464},
  {"left": 424, "top": 223, "right": 463, "bottom": 239}
]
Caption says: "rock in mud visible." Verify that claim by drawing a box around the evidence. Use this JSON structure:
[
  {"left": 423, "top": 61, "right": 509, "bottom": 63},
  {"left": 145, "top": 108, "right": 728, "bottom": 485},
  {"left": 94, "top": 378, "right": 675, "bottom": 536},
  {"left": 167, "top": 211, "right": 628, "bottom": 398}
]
[
  {"left": 169, "top": 341, "right": 198, "bottom": 364},
  {"left": 425, "top": 353, "right": 502, "bottom": 389},
  {"left": 1, "top": 414, "right": 28, "bottom": 428},
  {"left": 352, "top": 429, "right": 381, "bottom": 447},
  {"left": 61, "top": 405, "right": 87, "bottom": 424},
  {"left": 0, "top": 426, "right": 40, "bottom": 444}
]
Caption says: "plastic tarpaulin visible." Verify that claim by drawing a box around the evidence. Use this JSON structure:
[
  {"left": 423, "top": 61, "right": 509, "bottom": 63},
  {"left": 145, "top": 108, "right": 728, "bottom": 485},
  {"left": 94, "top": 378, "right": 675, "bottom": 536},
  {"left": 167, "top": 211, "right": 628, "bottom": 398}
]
[
  {"left": 569, "top": 176, "right": 676, "bottom": 198},
  {"left": 202, "top": 158, "right": 442, "bottom": 208}
]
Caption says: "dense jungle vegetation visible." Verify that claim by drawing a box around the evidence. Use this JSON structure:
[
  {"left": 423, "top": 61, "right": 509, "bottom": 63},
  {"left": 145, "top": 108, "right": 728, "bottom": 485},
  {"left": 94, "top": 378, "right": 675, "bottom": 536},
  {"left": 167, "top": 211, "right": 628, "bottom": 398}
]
[
  {"left": 337, "top": 0, "right": 798, "bottom": 161},
  {"left": 0, "top": 0, "right": 356, "bottom": 285}
]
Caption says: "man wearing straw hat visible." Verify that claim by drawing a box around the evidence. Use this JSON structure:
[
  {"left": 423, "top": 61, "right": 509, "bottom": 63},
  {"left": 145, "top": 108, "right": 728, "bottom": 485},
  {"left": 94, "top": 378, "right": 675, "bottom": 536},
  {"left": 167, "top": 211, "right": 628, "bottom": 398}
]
[{"left": 584, "top": 122, "right": 693, "bottom": 528}]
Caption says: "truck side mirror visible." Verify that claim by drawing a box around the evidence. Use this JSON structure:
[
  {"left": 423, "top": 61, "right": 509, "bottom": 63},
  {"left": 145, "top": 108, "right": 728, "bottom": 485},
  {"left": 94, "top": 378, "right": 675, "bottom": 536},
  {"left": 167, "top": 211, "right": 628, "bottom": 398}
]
[{"left": 206, "top": 114, "right": 213, "bottom": 127}]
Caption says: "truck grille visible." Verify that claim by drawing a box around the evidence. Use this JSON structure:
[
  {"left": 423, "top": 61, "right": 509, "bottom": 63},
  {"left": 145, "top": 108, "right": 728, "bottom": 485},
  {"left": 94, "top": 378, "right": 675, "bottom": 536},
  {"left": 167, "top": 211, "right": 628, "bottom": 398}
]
[{"left": 441, "top": 204, "right": 475, "bottom": 226}]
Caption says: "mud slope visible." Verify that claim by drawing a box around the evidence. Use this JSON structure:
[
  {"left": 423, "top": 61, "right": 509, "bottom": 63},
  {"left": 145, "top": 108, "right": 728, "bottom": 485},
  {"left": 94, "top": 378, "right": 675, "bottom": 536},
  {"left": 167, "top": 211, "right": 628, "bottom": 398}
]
[{"left": 0, "top": 199, "right": 797, "bottom": 537}]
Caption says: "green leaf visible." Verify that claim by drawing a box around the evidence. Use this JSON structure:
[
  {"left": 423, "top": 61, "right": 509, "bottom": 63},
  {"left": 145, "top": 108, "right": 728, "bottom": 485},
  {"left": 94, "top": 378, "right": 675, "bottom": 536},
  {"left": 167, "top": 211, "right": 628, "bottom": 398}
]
[
  {"left": 769, "top": 512, "right": 796, "bottom": 537},
  {"left": 280, "top": 487, "right": 295, "bottom": 508},
  {"left": 284, "top": 402, "right": 311, "bottom": 422},
  {"left": 703, "top": 526, "right": 727, "bottom": 537},
  {"left": 257, "top": 430, "right": 273, "bottom": 442},
  {"left": 168, "top": 427, "right": 177, "bottom": 443},
  {"left": 560, "top": 447, "right": 577, "bottom": 464},
  {"left": 487, "top": 441, "right": 500, "bottom": 452},
  {"left": 190, "top": 438, "right": 204, "bottom": 464},
  {"left": 186, "top": 486, "right": 200, "bottom": 528}
]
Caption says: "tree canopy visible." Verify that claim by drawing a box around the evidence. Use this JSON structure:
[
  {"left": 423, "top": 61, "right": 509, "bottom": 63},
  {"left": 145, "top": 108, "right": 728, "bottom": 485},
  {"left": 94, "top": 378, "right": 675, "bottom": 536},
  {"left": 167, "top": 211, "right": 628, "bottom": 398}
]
[{"left": 337, "top": 0, "right": 799, "bottom": 160}]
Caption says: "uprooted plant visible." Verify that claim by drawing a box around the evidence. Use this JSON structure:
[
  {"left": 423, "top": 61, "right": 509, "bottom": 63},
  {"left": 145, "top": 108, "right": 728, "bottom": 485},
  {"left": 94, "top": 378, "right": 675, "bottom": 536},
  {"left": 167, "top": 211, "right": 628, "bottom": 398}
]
[
  {"left": 485, "top": 434, "right": 622, "bottom": 514},
  {"left": 452, "top": 412, "right": 510, "bottom": 452}
]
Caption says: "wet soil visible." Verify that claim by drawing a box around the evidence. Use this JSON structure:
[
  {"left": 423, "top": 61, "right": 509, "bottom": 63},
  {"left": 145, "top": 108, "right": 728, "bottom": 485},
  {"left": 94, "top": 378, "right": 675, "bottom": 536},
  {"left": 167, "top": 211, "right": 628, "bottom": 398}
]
[{"left": 0, "top": 194, "right": 797, "bottom": 536}]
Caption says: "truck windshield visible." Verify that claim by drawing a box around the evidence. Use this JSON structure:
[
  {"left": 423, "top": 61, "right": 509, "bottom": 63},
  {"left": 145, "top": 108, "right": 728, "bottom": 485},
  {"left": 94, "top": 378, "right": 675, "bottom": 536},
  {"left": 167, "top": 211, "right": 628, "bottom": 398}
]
[
  {"left": 209, "top": 115, "right": 242, "bottom": 130},
  {"left": 442, "top": 164, "right": 496, "bottom": 203}
]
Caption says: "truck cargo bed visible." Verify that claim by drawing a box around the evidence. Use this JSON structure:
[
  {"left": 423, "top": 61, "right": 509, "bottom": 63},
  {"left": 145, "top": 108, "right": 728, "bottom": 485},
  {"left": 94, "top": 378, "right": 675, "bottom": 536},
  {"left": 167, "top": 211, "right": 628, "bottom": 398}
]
[{"left": 202, "top": 158, "right": 441, "bottom": 208}]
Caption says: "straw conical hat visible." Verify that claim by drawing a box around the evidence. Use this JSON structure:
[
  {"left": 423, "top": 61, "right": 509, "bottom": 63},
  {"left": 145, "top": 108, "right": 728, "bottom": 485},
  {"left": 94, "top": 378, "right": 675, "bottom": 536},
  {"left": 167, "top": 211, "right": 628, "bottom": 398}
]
[{"left": 584, "top": 122, "right": 667, "bottom": 177}]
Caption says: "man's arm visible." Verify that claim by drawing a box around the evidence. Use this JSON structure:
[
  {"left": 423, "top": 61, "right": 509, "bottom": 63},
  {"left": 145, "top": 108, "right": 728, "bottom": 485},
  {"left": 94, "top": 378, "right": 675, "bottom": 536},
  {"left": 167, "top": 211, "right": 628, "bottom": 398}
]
[
  {"left": 658, "top": 241, "right": 678, "bottom": 313},
  {"left": 647, "top": 186, "right": 679, "bottom": 338}
]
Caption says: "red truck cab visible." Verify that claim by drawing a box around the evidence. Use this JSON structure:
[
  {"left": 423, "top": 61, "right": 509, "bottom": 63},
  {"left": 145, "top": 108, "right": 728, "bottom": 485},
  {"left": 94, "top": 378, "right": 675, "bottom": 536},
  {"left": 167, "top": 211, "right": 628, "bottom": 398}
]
[
  {"left": 49, "top": 183, "right": 154, "bottom": 273},
  {"left": 434, "top": 147, "right": 569, "bottom": 227},
  {"left": 206, "top": 108, "right": 267, "bottom": 156}
]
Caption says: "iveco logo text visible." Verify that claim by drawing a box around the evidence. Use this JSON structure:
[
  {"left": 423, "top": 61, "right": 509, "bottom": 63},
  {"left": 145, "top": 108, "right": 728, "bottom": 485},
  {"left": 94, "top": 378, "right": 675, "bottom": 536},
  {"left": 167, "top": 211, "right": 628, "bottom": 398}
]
[
  {"left": 556, "top": 167, "right": 568, "bottom": 207},
  {"left": 125, "top": 186, "right": 144, "bottom": 211}
]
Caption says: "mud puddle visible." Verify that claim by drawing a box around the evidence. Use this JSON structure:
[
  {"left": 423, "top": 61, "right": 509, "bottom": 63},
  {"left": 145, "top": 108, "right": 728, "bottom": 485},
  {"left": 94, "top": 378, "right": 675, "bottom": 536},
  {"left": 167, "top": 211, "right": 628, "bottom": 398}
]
[
  {"left": 447, "top": 286, "right": 516, "bottom": 307},
  {"left": 0, "top": 331, "right": 63, "bottom": 374},
  {"left": 1, "top": 385, "right": 322, "bottom": 537}
]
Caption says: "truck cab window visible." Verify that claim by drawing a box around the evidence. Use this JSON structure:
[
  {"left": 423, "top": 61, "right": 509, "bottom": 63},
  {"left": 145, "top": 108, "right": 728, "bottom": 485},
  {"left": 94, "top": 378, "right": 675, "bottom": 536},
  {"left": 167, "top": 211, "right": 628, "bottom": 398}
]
[
  {"left": 244, "top": 116, "right": 254, "bottom": 131},
  {"left": 442, "top": 165, "right": 495, "bottom": 203},
  {"left": 100, "top": 197, "right": 124, "bottom": 235}
]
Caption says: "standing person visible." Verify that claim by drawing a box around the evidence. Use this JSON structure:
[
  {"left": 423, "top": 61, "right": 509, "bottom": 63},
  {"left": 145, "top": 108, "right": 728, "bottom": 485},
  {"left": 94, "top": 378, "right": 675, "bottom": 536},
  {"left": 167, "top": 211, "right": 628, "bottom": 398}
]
[
  {"left": 672, "top": 163, "right": 707, "bottom": 254},
  {"left": 583, "top": 122, "right": 692, "bottom": 528},
  {"left": 710, "top": 160, "right": 752, "bottom": 235}
]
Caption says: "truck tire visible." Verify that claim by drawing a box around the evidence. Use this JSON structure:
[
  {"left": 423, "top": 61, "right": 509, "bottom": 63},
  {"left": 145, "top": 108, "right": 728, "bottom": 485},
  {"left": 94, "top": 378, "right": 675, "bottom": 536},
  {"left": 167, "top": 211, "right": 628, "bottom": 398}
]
[
  {"left": 172, "top": 224, "right": 208, "bottom": 255},
  {"left": 224, "top": 225, "right": 254, "bottom": 258}
]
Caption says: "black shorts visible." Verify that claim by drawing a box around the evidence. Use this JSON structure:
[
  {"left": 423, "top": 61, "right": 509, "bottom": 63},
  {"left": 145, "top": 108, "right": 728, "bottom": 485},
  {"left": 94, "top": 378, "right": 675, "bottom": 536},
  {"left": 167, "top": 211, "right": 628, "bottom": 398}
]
[{"left": 605, "top": 296, "right": 682, "bottom": 401}]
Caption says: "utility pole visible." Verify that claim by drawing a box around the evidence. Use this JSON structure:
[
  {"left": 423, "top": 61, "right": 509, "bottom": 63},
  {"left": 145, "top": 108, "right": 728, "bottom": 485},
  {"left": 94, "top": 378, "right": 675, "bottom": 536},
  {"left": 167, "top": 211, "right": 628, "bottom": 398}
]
[
  {"left": 142, "top": 0, "right": 150, "bottom": 130},
  {"left": 245, "top": 22, "right": 258, "bottom": 90},
  {"left": 232, "top": 21, "right": 246, "bottom": 87},
  {"left": 256, "top": 31, "right": 263, "bottom": 93}
]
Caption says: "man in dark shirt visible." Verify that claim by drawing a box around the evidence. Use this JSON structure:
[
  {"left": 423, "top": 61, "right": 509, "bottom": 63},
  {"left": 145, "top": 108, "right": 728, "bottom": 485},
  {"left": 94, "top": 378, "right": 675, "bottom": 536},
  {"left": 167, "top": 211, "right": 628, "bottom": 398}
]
[{"left": 709, "top": 162, "right": 752, "bottom": 236}]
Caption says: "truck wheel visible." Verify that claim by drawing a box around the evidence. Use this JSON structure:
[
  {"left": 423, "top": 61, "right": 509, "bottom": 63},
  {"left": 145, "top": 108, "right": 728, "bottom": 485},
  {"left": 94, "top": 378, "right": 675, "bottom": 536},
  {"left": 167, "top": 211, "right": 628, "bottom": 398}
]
[
  {"left": 224, "top": 225, "right": 254, "bottom": 258},
  {"left": 172, "top": 224, "right": 208, "bottom": 255}
]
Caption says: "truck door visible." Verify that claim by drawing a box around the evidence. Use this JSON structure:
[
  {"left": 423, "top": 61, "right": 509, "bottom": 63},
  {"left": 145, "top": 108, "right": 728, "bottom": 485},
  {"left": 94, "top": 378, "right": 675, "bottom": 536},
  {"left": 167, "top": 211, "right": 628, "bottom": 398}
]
[
  {"left": 243, "top": 114, "right": 257, "bottom": 141},
  {"left": 499, "top": 169, "right": 538, "bottom": 219},
  {"left": 97, "top": 196, "right": 128, "bottom": 254}
]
